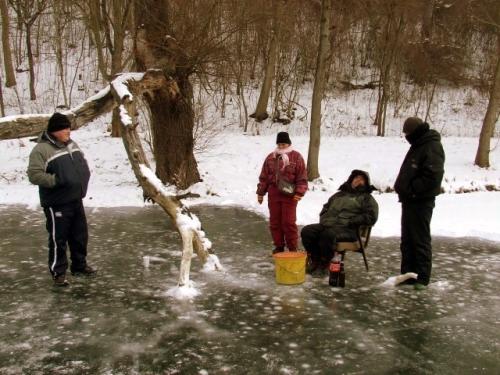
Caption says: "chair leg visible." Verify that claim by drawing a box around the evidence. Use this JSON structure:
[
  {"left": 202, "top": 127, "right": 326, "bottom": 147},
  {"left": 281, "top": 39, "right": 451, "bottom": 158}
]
[{"left": 361, "top": 248, "right": 369, "bottom": 271}]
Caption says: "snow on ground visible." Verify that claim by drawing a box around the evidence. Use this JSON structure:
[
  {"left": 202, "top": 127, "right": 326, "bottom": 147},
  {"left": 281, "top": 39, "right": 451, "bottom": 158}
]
[{"left": 1, "top": 120, "right": 499, "bottom": 242}]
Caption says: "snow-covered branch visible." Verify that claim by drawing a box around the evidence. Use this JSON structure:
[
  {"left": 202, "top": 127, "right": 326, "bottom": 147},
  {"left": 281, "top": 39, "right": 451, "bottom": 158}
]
[
  {"left": 108, "top": 73, "right": 218, "bottom": 287},
  {"left": 0, "top": 70, "right": 168, "bottom": 140},
  {"left": 0, "top": 70, "right": 219, "bottom": 287}
]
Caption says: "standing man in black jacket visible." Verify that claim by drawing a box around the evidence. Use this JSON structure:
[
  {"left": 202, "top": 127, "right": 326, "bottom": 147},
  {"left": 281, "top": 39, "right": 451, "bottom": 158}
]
[
  {"left": 394, "top": 117, "right": 445, "bottom": 290},
  {"left": 27, "top": 113, "right": 95, "bottom": 287}
]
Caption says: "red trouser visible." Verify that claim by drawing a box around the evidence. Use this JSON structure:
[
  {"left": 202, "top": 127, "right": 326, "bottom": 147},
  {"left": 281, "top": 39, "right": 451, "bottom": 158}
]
[{"left": 267, "top": 185, "right": 298, "bottom": 250}]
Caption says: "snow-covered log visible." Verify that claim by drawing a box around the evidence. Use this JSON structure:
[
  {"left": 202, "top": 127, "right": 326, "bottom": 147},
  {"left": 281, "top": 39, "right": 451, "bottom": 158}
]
[
  {"left": 0, "top": 70, "right": 218, "bottom": 286},
  {"left": 0, "top": 70, "right": 169, "bottom": 140}
]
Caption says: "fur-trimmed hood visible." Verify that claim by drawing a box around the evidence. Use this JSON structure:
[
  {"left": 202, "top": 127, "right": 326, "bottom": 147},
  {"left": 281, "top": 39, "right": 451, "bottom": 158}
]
[{"left": 338, "top": 169, "right": 376, "bottom": 193}]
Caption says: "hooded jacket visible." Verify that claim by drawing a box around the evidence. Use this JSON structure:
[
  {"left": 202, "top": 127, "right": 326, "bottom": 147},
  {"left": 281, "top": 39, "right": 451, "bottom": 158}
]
[
  {"left": 319, "top": 170, "right": 379, "bottom": 240},
  {"left": 27, "top": 131, "right": 90, "bottom": 207},
  {"left": 257, "top": 149, "right": 308, "bottom": 196},
  {"left": 394, "top": 123, "right": 445, "bottom": 202}
]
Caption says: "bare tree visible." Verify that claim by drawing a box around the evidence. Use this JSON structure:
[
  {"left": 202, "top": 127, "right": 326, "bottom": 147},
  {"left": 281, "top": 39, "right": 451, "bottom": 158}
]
[
  {"left": 251, "top": 0, "right": 278, "bottom": 122},
  {"left": 307, "top": 0, "right": 331, "bottom": 181},
  {"left": 373, "top": 2, "right": 405, "bottom": 137},
  {"left": 134, "top": 0, "right": 200, "bottom": 189},
  {"left": 475, "top": 39, "right": 500, "bottom": 168},
  {"left": 8, "top": 0, "right": 48, "bottom": 100},
  {"left": 51, "top": 0, "right": 69, "bottom": 107},
  {"left": 0, "top": 0, "right": 16, "bottom": 87},
  {"left": 0, "top": 71, "right": 218, "bottom": 287},
  {"left": 78, "top": 0, "right": 132, "bottom": 137},
  {"left": 0, "top": 76, "right": 5, "bottom": 116}
]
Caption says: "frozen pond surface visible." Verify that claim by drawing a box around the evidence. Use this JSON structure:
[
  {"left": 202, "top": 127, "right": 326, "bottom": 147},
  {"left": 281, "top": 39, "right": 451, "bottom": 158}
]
[{"left": 0, "top": 205, "right": 499, "bottom": 374}]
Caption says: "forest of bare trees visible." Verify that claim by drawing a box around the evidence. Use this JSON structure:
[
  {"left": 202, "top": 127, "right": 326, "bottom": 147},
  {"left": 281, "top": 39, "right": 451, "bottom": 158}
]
[{"left": 0, "top": 0, "right": 499, "bottom": 179}]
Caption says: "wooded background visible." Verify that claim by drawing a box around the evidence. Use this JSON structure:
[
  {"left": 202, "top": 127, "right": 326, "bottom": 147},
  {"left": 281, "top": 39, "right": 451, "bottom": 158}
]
[{"left": 0, "top": 0, "right": 499, "bottom": 180}]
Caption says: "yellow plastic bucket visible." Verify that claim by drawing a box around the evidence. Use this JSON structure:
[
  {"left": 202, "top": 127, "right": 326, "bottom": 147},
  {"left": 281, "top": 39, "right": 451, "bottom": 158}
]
[{"left": 273, "top": 251, "right": 307, "bottom": 285}]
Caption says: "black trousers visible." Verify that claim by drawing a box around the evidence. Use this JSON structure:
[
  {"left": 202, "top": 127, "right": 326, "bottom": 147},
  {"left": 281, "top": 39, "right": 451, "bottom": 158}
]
[
  {"left": 301, "top": 223, "right": 337, "bottom": 265},
  {"left": 400, "top": 199, "right": 435, "bottom": 285},
  {"left": 43, "top": 200, "right": 88, "bottom": 277}
]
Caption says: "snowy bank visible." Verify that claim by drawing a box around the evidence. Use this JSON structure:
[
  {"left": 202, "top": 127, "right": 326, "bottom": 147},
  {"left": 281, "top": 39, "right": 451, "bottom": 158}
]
[{"left": 1, "top": 127, "right": 499, "bottom": 242}]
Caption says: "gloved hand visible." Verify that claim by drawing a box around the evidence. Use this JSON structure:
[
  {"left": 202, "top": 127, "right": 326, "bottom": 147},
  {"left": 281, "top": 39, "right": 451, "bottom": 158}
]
[
  {"left": 293, "top": 194, "right": 302, "bottom": 201},
  {"left": 257, "top": 195, "right": 264, "bottom": 204}
]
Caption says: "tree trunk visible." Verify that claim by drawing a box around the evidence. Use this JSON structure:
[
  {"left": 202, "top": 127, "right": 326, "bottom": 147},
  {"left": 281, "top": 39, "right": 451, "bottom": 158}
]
[
  {"left": 376, "top": 64, "right": 390, "bottom": 137},
  {"left": 15, "top": 11, "right": 22, "bottom": 67},
  {"left": 424, "top": 81, "right": 437, "bottom": 122},
  {"left": 109, "top": 74, "right": 216, "bottom": 286},
  {"left": 421, "top": 0, "right": 435, "bottom": 42},
  {"left": 134, "top": 0, "right": 200, "bottom": 189},
  {"left": 0, "top": 71, "right": 217, "bottom": 287},
  {"left": 475, "top": 44, "right": 500, "bottom": 168},
  {"left": 0, "top": 76, "right": 5, "bottom": 116},
  {"left": 0, "top": 0, "right": 16, "bottom": 87},
  {"left": 109, "top": 0, "right": 128, "bottom": 137},
  {"left": 52, "top": 0, "right": 68, "bottom": 108},
  {"left": 86, "top": 0, "right": 110, "bottom": 82},
  {"left": 252, "top": 0, "right": 278, "bottom": 122},
  {"left": 25, "top": 23, "right": 36, "bottom": 100},
  {"left": 375, "top": 13, "right": 404, "bottom": 137},
  {"left": 80, "top": 0, "right": 130, "bottom": 137},
  {"left": 374, "top": 13, "right": 393, "bottom": 136},
  {"left": 110, "top": 108, "right": 122, "bottom": 137},
  {"left": 111, "top": 1, "right": 125, "bottom": 75},
  {"left": 307, "top": 0, "right": 331, "bottom": 181},
  {"left": 148, "top": 81, "right": 200, "bottom": 188}
]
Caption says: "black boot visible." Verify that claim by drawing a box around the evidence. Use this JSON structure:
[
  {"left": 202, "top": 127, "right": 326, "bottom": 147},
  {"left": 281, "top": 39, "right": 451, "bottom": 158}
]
[
  {"left": 306, "top": 256, "right": 319, "bottom": 274},
  {"left": 71, "top": 265, "right": 97, "bottom": 276},
  {"left": 53, "top": 274, "right": 69, "bottom": 287}
]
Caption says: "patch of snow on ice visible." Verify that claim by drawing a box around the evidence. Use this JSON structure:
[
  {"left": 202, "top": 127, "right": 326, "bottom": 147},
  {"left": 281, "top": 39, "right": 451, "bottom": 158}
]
[
  {"left": 202, "top": 254, "right": 223, "bottom": 272},
  {"left": 380, "top": 272, "right": 418, "bottom": 287},
  {"left": 430, "top": 280, "right": 453, "bottom": 290},
  {"left": 166, "top": 283, "right": 201, "bottom": 300}
]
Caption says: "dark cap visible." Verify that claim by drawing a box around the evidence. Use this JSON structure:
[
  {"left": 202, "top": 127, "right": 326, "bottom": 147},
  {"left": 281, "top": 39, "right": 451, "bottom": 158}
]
[
  {"left": 276, "top": 132, "right": 292, "bottom": 145},
  {"left": 47, "top": 113, "right": 71, "bottom": 133},
  {"left": 403, "top": 117, "right": 424, "bottom": 135}
]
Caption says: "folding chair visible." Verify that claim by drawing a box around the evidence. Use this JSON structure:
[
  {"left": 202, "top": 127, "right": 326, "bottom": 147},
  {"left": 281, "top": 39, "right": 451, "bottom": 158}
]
[{"left": 335, "top": 225, "right": 372, "bottom": 271}]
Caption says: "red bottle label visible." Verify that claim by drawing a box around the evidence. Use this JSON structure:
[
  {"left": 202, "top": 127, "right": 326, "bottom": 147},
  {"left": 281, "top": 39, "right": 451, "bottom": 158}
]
[{"left": 329, "top": 262, "right": 340, "bottom": 272}]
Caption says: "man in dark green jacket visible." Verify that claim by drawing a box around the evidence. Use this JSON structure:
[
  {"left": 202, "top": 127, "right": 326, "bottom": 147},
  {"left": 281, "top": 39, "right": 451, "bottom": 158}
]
[
  {"left": 27, "top": 113, "right": 95, "bottom": 287},
  {"left": 394, "top": 117, "right": 445, "bottom": 290},
  {"left": 301, "top": 170, "right": 379, "bottom": 276}
]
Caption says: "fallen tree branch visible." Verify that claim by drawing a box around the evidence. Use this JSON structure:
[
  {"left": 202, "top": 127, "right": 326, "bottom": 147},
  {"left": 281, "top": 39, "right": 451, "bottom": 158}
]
[
  {"left": 0, "top": 70, "right": 168, "bottom": 140},
  {"left": 339, "top": 80, "right": 378, "bottom": 90},
  {"left": 0, "top": 69, "right": 219, "bottom": 287},
  {"left": 112, "top": 87, "right": 216, "bottom": 285}
]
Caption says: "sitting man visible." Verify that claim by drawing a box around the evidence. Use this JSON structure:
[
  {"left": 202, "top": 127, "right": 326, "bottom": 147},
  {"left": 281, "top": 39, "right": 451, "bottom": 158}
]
[{"left": 301, "top": 170, "right": 379, "bottom": 276}]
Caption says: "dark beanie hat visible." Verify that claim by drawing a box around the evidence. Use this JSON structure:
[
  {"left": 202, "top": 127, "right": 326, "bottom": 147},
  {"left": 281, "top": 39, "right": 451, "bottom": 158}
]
[
  {"left": 276, "top": 132, "right": 292, "bottom": 145},
  {"left": 403, "top": 117, "right": 423, "bottom": 135},
  {"left": 47, "top": 112, "right": 71, "bottom": 133}
]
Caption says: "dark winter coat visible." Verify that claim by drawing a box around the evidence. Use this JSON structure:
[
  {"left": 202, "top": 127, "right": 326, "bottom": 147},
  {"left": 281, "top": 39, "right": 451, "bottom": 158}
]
[
  {"left": 27, "top": 131, "right": 91, "bottom": 207},
  {"left": 319, "top": 170, "right": 379, "bottom": 240},
  {"left": 394, "top": 124, "right": 445, "bottom": 202},
  {"left": 257, "top": 150, "right": 308, "bottom": 196}
]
